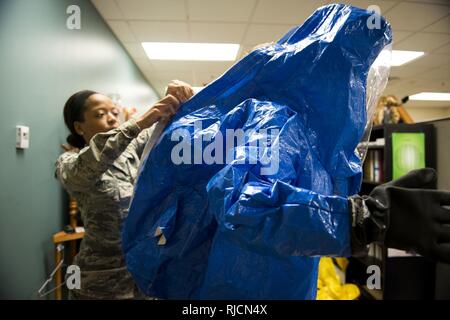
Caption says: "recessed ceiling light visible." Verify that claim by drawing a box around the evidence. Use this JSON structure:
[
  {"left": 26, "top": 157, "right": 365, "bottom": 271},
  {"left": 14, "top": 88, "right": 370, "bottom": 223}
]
[
  {"left": 409, "top": 92, "right": 450, "bottom": 101},
  {"left": 391, "top": 50, "right": 425, "bottom": 66},
  {"left": 141, "top": 42, "right": 240, "bottom": 61}
]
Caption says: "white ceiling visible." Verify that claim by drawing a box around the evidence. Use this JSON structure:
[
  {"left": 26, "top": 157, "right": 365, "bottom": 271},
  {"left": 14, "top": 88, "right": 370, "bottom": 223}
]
[{"left": 91, "top": 0, "right": 450, "bottom": 108}]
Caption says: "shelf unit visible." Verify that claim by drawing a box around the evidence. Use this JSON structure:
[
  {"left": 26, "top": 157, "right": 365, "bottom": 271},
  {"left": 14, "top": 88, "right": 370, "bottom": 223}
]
[{"left": 348, "top": 123, "right": 437, "bottom": 300}]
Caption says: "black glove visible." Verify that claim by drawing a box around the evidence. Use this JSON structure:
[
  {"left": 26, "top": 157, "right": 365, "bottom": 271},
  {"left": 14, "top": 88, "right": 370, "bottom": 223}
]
[{"left": 349, "top": 168, "right": 450, "bottom": 263}]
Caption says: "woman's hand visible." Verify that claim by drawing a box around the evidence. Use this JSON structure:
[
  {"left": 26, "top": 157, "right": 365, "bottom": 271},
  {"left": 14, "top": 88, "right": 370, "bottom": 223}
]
[
  {"left": 135, "top": 80, "right": 193, "bottom": 130},
  {"left": 136, "top": 94, "right": 180, "bottom": 129},
  {"left": 165, "top": 80, "right": 195, "bottom": 104}
]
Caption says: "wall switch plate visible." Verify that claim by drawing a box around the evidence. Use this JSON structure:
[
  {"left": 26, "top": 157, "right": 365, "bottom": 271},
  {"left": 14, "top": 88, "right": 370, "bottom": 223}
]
[{"left": 16, "top": 125, "right": 30, "bottom": 149}]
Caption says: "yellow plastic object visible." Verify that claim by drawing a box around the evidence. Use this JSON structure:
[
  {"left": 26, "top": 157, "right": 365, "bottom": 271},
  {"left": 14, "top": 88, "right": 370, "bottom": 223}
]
[{"left": 316, "top": 257, "right": 360, "bottom": 300}]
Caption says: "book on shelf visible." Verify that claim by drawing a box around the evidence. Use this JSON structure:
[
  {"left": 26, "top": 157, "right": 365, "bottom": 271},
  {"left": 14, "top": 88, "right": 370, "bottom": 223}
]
[
  {"left": 359, "top": 138, "right": 385, "bottom": 149},
  {"left": 387, "top": 248, "right": 420, "bottom": 258},
  {"left": 367, "top": 243, "right": 383, "bottom": 263},
  {"left": 363, "top": 149, "right": 384, "bottom": 183}
]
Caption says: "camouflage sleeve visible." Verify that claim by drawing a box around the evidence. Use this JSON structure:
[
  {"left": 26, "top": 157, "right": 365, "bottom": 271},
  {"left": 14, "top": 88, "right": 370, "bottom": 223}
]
[
  {"left": 55, "top": 119, "right": 142, "bottom": 193},
  {"left": 129, "top": 122, "right": 156, "bottom": 159}
]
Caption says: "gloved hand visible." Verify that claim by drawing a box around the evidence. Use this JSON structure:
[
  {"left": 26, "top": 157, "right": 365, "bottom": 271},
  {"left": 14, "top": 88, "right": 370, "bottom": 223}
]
[{"left": 349, "top": 168, "right": 450, "bottom": 263}]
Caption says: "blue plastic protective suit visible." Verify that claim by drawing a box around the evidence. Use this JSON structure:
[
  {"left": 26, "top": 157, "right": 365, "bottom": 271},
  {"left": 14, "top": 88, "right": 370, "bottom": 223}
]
[{"left": 123, "top": 4, "right": 392, "bottom": 299}]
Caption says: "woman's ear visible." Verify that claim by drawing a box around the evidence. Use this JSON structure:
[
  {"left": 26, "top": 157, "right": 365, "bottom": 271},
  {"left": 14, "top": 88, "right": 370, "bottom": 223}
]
[{"left": 74, "top": 121, "right": 84, "bottom": 136}]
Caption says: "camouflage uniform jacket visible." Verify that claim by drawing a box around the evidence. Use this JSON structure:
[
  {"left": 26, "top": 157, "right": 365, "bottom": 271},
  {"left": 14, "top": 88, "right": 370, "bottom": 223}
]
[{"left": 55, "top": 120, "right": 152, "bottom": 299}]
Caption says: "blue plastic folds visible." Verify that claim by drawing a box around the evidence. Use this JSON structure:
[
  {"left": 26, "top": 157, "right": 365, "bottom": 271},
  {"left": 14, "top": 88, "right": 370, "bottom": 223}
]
[{"left": 123, "top": 4, "right": 392, "bottom": 299}]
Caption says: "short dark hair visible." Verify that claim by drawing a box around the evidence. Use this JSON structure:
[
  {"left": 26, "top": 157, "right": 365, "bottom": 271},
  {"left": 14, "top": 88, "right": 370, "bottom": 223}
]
[{"left": 63, "top": 90, "right": 97, "bottom": 148}]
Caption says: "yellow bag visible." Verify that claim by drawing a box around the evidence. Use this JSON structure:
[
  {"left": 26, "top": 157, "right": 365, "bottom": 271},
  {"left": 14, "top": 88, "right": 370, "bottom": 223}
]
[{"left": 316, "top": 257, "right": 360, "bottom": 300}]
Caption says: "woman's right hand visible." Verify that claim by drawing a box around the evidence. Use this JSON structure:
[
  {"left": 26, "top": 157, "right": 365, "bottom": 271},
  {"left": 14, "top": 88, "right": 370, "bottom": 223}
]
[{"left": 136, "top": 94, "right": 180, "bottom": 129}]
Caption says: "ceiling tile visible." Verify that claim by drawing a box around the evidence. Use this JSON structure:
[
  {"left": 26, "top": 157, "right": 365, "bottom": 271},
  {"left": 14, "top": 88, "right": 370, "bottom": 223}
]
[
  {"left": 385, "top": 65, "right": 450, "bottom": 99},
  {"left": 144, "top": 61, "right": 234, "bottom": 87},
  {"left": 193, "top": 61, "right": 235, "bottom": 86},
  {"left": 191, "top": 61, "right": 235, "bottom": 74},
  {"left": 404, "top": 0, "right": 450, "bottom": 5},
  {"left": 392, "top": 30, "right": 414, "bottom": 44},
  {"left": 115, "top": 0, "right": 186, "bottom": 20},
  {"left": 385, "top": 80, "right": 416, "bottom": 93},
  {"left": 389, "top": 66, "right": 431, "bottom": 79},
  {"left": 406, "top": 53, "right": 450, "bottom": 68},
  {"left": 149, "top": 71, "right": 195, "bottom": 86},
  {"left": 91, "top": 0, "right": 124, "bottom": 19},
  {"left": 147, "top": 60, "right": 195, "bottom": 72},
  {"left": 423, "top": 15, "right": 450, "bottom": 33},
  {"left": 150, "top": 60, "right": 234, "bottom": 74},
  {"left": 418, "top": 66, "right": 450, "bottom": 81},
  {"left": 384, "top": 84, "right": 410, "bottom": 97},
  {"left": 187, "top": 0, "right": 256, "bottom": 22},
  {"left": 403, "top": 78, "right": 430, "bottom": 89},
  {"left": 238, "top": 45, "right": 255, "bottom": 59},
  {"left": 419, "top": 66, "right": 450, "bottom": 83},
  {"left": 243, "top": 24, "right": 293, "bottom": 46},
  {"left": 189, "top": 22, "right": 247, "bottom": 43},
  {"left": 123, "top": 42, "right": 147, "bottom": 59},
  {"left": 434, "top": 42, "right": 450, "bottom": 53},
  {"left": 384, "top": 2, "right": 449, "bottom": 31},
  {"left": 194, "top": 71, "right": 224, "bottom": 86},
  {"left": 394, "top": 32, "right": 450, "bottom": 51},
  {"left": 406, "top": 78, "right": 450, "bottom": 93},
  {"left": 331, "top": 0, "right": 399, "bottom": 14},
  {"left": 387, "top": 78, "right": 411, "bottom": 88},
  {"left": 129, "top": 21, "right": 189, "bottom": 42},
  {"left": 424, "top": 81, "right": 450, "bottom": 92},
  {"left": 386, "top": 82, "right": 426, "bottom": 97},
  {"left": 383, "top": 83, "right": 401, "bottom": 93},
  {"left": 252, "top": 0, "right": 328, "bottom": 25},
  {"left": 406, "top": 101, "right": 450, "bottom": 109},
  {"left": 108, "top": 21, "right": 137, "bottom": 42},
  {"left": 96, "top": 0, "right": 450, "bottom": 110}
]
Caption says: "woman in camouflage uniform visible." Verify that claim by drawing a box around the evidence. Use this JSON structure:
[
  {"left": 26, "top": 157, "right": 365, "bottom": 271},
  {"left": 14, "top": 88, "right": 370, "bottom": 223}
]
[{"left": 56, "top": 81, "right": 194, "bottom": 299}]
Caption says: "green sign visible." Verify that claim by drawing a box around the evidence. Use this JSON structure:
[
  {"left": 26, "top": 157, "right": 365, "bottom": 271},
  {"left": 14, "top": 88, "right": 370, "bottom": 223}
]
[{"left": 392, "top": 132, "right": 425, "bottom": 180}]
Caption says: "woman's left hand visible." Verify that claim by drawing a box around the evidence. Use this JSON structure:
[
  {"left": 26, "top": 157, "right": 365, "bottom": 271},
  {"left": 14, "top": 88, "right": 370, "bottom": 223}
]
[{"left": 165, "top": 80, "right": 195, "bottom": 104}]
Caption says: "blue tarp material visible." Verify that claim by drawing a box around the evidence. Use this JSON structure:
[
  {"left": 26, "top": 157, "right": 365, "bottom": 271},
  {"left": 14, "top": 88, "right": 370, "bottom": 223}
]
[{"left": 123, "top": 4, "right": 392, "bottom": 299}]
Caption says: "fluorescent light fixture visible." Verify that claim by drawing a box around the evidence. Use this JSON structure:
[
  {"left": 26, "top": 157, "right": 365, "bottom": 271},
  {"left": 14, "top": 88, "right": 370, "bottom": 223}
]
[
  {"left": 391, "top": 50, "right": 425, "bottom": 66},
  {"left": 409, "top": 92, "right": 450, "bottom": 101},
  {"left": 142, "top": 42, "right": 240, "bottom": 61}
]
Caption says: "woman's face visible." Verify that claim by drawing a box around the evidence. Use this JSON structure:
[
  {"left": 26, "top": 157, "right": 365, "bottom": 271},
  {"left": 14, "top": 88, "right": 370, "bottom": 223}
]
[{"left": 74, "top": 94, "right": 121, "bottom": 144}]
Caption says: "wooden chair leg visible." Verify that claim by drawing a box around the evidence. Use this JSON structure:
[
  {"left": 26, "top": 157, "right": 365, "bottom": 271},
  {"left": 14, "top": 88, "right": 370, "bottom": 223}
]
[
  {"left": 55, "top": 244, "right": 62, "bottom": 300},
  {"left": 70, "top": 240, "right": 77, "bottom": 265}
]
